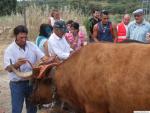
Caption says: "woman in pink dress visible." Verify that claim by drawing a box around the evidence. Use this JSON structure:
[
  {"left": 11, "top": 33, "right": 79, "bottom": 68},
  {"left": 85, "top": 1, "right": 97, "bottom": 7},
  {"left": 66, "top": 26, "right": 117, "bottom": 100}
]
[{"left": 65, "top": 22, "right": 85, "bottom": 50}]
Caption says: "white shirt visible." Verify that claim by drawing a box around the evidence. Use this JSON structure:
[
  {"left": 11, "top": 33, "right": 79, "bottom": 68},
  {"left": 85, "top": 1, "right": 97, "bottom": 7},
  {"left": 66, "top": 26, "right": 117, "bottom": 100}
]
[
  {"left": 48, "top": 33, "right": 73, "bottom": 60},
  {"left": 49, "top": 17, "right": 55, "bottom": 26},
  {"left": 3, "top": 41, "right": 44, "bottom": 81}
]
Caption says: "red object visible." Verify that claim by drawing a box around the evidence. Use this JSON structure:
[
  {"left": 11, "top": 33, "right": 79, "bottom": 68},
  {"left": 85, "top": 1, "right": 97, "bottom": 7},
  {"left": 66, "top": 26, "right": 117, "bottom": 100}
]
[
  {"left": 116, "top": 22, "right": 127, "bottom": 42},
  {"left": 33, "top": 63, "right": 58, "bottom": 79}
]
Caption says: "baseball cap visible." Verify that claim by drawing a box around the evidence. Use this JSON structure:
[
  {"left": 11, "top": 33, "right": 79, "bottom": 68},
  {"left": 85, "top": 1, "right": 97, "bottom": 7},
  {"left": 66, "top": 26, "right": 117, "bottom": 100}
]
[
  {"left": 133, "top": 9, "right": 144, "bottom": 15},
  {"left": 53, "top": 20, "right": 68, "bottom": 33}
]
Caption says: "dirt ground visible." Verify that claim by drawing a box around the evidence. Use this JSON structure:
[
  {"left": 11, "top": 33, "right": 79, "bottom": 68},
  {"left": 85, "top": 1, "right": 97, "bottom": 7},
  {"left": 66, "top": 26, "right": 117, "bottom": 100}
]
[{"left": 0, "top": 31, "right": 13, "bottom": 113}]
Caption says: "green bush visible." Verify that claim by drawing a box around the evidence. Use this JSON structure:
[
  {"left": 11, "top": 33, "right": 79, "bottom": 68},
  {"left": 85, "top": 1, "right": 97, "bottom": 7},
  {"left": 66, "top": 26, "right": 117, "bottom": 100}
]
[
  {"left": 83, "top": 17, "right": 90, "bottom": 36},
  {"left": 0, "top": 0, "right": 17, "bottom": 16}
]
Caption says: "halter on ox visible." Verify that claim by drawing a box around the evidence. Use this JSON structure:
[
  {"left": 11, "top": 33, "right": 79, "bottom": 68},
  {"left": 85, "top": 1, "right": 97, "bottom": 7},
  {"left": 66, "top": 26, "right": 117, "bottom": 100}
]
[{"left": 9, "top": 59, "right": 78, "bottom": 113}]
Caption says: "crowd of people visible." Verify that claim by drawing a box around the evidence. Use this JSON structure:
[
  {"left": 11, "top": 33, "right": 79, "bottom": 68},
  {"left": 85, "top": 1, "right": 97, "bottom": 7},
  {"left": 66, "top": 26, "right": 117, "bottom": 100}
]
[
  {"left": 3, "top": 8, "right": 150, "bottom": 113},
  {"left": 89, "top": 8, "right": 150, "bottom": 43}
]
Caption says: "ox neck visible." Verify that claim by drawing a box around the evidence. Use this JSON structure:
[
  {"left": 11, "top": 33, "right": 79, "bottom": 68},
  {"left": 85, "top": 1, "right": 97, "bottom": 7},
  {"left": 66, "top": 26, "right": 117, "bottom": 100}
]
[{"left": 49, "top": 68, "right": 83, "bottom": 113}]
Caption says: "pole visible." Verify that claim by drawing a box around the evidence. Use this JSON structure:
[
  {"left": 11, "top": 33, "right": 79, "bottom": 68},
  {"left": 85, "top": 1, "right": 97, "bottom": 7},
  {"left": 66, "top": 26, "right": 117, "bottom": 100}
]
[{"left": 23, "top": 0, "right": 27, "bottom": 26}]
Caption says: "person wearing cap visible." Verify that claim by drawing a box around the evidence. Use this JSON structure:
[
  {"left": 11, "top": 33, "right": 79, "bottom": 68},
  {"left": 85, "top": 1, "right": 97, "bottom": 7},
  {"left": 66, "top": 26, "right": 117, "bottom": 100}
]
[
  {"left": 48, "top": 20, "right": 73, "bottom": 60},
  {"left": 127, "top": 9, "right": 150, "bottom": 43}
]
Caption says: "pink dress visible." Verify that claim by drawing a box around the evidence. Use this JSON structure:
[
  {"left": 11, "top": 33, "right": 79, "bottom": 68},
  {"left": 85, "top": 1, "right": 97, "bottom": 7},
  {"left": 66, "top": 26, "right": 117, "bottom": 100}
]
[{"left": 65, "top": 31, "right": 85, "bottom": 50}]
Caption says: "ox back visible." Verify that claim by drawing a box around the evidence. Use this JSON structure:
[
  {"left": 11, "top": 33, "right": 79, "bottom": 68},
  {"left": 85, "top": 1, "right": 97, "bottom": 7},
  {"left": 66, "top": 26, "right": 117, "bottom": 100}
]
[{"left": 53, "top": 42, "right": 150, "bottom": 113}]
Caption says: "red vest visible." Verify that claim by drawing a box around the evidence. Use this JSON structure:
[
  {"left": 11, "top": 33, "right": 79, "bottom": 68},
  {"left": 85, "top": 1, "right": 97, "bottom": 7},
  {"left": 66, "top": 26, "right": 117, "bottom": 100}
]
[{"left": 117, "top": 22, "right": 127, "bottom": 42}]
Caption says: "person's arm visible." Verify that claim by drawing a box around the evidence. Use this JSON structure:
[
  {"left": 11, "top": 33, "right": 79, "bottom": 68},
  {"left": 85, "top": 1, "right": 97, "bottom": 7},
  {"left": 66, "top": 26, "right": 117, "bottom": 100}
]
[
  {"left": 5, "top": 58, "right": 27, "bottom": 72},
  {"left": 145, "top": 26, "right": 150, "bottom": 43},
  {"left": 65, "top": 34, "right": 74, "bottom": 49},
  {"left": 3, "top": 49, "right": 27, "bottom": 72},
  {"left": 127, "top": 27, "right": 130, "bottom": 39},
  {"left": 48, "top": 17, "right": 52, "bottom": 26},
  {"left": 80, "top": 32, "right": 85, "bottom": 46},
  {"left": 92, "top": 24, "right": 99, "bottom": 42},
  {"left": 43, "top": 40, "right": 50, "bottom": 57}
]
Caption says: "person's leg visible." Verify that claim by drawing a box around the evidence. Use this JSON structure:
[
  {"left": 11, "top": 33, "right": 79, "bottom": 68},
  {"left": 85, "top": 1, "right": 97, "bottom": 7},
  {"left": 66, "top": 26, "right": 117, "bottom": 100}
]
[
  {"left": 9, "top": 81, "right": 24, "bottom": 113},
  {"left": 25, "top": 82, "right": 37, "bottom": 113}
]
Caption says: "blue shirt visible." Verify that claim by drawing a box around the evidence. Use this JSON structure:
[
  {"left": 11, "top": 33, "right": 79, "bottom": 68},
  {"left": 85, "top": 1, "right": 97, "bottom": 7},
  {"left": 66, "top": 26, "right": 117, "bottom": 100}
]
[
  {"left": 127, "top": 20, "right": 150, "bottom": 42},
  {"left": 35, "top": 36, "right": 47, "bottom": 54}
]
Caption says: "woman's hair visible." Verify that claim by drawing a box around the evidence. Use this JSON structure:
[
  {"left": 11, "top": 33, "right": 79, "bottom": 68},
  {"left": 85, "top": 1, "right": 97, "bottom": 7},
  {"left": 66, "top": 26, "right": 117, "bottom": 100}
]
[
  {"left": 70, "top": 22, "right": 79, "bottom": 30},
  {"left": 13, "top": 25, "right": 28, "bottom": 36},
  {"left": 39, "top": 24, "right": 53, "bottom": 38},
  {"left": 66, "top": 20, "right": 74, "bottom": 25}
]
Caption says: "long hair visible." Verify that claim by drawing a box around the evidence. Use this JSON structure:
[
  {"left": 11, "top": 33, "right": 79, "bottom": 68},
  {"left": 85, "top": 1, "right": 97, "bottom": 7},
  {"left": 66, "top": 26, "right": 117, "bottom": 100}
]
[{"left": 39, "top": 24, "right": 53, "bottom": 38}]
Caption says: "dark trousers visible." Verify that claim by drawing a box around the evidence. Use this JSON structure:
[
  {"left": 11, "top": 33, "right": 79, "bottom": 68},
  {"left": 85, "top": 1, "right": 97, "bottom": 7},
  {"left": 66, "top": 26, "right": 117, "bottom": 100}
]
[{"left": 9, "top": 80, "right": 37, "bottom": 113}]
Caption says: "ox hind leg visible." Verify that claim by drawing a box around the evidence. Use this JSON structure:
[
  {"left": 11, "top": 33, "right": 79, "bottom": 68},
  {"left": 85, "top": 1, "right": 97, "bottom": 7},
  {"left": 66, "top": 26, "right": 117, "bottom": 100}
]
[{"left": 84, "top": 104, "right": 109, "bottom": 113}]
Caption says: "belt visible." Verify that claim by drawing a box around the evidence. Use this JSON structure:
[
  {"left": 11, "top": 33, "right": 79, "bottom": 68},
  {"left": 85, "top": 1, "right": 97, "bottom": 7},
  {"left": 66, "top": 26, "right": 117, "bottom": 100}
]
[{"left": 10, "top": 80, "right": 29, "bottom": 83}]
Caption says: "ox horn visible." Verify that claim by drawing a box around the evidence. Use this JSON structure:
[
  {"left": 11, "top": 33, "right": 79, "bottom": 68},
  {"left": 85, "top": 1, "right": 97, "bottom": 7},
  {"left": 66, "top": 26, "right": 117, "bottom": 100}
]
[{"left": 9, "top": 59, "right": 33, "bottom": 78}]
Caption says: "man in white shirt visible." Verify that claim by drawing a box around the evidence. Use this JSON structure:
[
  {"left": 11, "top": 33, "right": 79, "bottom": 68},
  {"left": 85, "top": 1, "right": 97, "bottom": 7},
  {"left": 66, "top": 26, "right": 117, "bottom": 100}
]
[
  {"left": 3, "top": 25, "right": 49, "bottom": 113},
  {"left": 48, "top": 20, "right": 73, "bottom": 60}
]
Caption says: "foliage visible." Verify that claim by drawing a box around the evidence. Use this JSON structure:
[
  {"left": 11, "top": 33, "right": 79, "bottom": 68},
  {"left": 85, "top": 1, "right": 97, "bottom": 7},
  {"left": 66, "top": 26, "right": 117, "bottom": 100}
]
[
  {"left": 0, "top": 0, "right": 17, "bottom": 16},
  {"left": 16, "top": 0, "right": 141, "bottom": 15},
  {"left": 83, "top": 17, "right": 90, "bottom": 37}
]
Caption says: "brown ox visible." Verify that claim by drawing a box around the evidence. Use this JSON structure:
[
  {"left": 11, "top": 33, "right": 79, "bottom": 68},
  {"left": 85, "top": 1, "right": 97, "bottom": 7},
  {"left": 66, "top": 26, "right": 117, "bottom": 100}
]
[{"left": 11, "top": 43, "right": 150, "bottom": 113}]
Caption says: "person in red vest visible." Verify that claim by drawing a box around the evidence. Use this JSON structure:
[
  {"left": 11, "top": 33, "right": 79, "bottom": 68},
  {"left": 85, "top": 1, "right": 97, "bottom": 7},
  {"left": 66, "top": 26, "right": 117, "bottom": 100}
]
[{"left": 116, "top": 14, "right": 131, "bottom": 43}]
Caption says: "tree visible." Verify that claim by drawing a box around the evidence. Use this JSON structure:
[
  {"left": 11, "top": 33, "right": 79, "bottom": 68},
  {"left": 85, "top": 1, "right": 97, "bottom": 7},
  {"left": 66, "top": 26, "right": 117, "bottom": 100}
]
[{"left": 0, "top": 0, "right": 17, "bottom": 16}]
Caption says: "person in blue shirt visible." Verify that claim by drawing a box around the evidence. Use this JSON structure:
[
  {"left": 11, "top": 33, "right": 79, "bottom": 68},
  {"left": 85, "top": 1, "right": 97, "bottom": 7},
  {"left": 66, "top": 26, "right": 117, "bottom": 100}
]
[
  {"left": 127, "top": 9, "right": 150, "bottom": 43},
  {"left": 36, "top": 23, "right": 53, "bottom": 56}
]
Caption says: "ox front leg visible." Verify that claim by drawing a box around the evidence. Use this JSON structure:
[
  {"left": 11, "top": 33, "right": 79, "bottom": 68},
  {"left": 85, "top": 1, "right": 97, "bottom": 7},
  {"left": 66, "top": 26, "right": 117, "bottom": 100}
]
[{"left": 84, "top": 104, "right": 108, "bottom": 113}]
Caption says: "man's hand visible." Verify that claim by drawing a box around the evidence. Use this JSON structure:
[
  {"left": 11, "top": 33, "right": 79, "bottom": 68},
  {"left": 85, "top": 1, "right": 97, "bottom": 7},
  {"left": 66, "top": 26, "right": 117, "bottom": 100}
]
[
  {"left": 40, "top": 56, "right": 56, "bottom": 65},
  {"left": 6, "top": 58, "right": 27, "bottom": 72},
  {"left": 16, "top": 58, "right": 27, "bottom": 67},
  {"left": 146, "top": 32, "right": 150, "bottom": 43}
]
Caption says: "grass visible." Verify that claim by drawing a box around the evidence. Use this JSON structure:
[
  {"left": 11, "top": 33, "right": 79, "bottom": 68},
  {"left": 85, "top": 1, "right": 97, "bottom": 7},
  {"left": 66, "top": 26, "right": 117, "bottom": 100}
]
[{"left": 0, "top": 5, "right": 88, "bottom": 41}]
